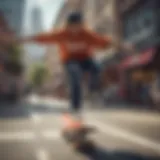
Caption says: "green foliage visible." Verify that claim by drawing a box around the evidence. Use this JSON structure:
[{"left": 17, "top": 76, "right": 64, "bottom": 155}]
[
  {"left": 5, "top": 44, "right": 23, "bottom": 75},
  {"left": 29, "top": 63, "right": 49, "bottom": 88},
  {"left": 9, "top": 44, "right": 22, "bottom": 63}
]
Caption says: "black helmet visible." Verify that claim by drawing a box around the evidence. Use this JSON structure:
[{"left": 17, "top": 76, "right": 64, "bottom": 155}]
[{"left": 67, "top": 12, "right": 83, "bottom": 24}]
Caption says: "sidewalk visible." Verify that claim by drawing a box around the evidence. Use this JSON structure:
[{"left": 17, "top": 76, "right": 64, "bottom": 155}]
[
  {"left": 27, "top": 94, "right": 159, "bottom": 113},
  {"left": 27, "top": 94, "right": 68, "bottom": 106}
]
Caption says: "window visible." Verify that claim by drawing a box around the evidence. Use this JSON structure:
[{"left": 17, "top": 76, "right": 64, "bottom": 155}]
[
  {"left": 123, "top": 16, "right": 133, "bottom": 38},
  {"left": 124, "top": 5, "right": 155, "bottom": 37},
  {"left": 143, "top": 10, "right": 153, "bottom": 27}
]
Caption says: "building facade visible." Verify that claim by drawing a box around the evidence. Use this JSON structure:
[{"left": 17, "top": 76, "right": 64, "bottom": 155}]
[
  {"left": 44, "top": 1, "right": 68, "bottom": 95},
  {"left": 0, "top": 13, "right": 23, "bottom": 101},
  {"left": 120, "top": 0, "right": 160, "bottom": 51},
  {"left": 24, "top": 6, "right": 45, "bottom": 78},
  {"left": 31, "top": 7, "right": 43, "bottom": 34},
  {"left": 0, "top": 0, "right": 26, "bottom": 35},
  {"left": 118, "top": 0, "right": 160, "bottom": 105},
  {"left": 85, "top": 0, "right": 119, "bottom": 61},
  {"left": 119, "top": 0, "right": 160, "bottom": 72}
]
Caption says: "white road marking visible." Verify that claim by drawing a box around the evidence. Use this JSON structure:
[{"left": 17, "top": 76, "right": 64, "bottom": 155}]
[
  {"left": 31, "top": 113, "right": 62, "bottom": 127},
  {"left": 88, "top": 119, "right": 160, "bottom": 154},
  {"left": 28, "top": 95, "right": 67, "bottom": 106},
  {"left": 36, "top": 149, "right": 49, "bottom": 160},
  {"left": 32, "top": 114, "right": 42, "bottom": 123},
  {"left": 0, "top": 131, "right": 36, "bottom": 141},
  {"left": 28, "top": 95, "right": 39, "bottom": 104},
  {"left": 0, "top": 130, "right": 61, "bottom": 142},
  {"left": 42, "top": 130, "right": 60, "bottom": 139}
]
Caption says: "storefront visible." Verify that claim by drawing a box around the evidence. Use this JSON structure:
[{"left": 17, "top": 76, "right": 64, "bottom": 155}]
[
  {"left": 100, "top": 53, "right": 121, "bottom": 88},
  {"left": 120, "top": 0, "right": 160, "bottom": 105}
]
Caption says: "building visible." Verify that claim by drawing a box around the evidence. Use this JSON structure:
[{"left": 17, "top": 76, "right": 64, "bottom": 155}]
[
  {"left": 0, "top": 13, "right": 24, "bottom": 101},
  {"left": 31, "top": 7, "right": 43, "bottom": 34},
  {"left": 24, "top": 6, "right": 45, "bottom": 77},
  {"left": 118, "top": 0, "right": 160, "bottom": 105},
  {"left": 45, "top": 2, "right": 66, "bottom": 78},
  {"left": 83, "top": 0, "right": 122, "bottom": 86},
  {"left": 85, "top": 0, "right": 119, "bottom": 61},
  {"left": 0, "top": 0, "right": 26, "bottom": 35}
]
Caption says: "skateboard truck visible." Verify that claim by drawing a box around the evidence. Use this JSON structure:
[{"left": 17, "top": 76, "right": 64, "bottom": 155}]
[{"left": 61, "top": 126, "right": 96, "bottom": 152}]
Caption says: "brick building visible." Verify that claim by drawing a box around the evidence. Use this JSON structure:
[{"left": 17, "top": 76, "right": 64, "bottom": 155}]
[
  {"left": 44, "top": 1, "right": 71, "bottom": 94},
  {"left": 0, "top": 12, "right": 23, "bottom": 101}
]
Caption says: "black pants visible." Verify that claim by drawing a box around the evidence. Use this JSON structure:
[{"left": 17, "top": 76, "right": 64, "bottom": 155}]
[{"left": 65, "top": 58, "right": 100, "bottom": 112}]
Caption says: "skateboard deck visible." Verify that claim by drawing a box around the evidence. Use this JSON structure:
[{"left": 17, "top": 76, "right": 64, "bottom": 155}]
[{"left": 61, "top": 113, "right": 96, "bottom": 152}]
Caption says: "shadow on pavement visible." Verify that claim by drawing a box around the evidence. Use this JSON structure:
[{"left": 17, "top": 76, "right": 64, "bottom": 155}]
[
  {"left": 0, "top": 102, "right": 31, "bottom": 119},
  {"left": 0, "top": 101, "right": 68, "bottom": 119},
  {"left": 80, "top": 147, "right": 159, "bottom": 160}
]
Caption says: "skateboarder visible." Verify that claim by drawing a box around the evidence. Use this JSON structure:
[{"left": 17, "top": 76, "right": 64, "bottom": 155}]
[{"left": 3, "top": 12, "right": 135, "bottom": 131}]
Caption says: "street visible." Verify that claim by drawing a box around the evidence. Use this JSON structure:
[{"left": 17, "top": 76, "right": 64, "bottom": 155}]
[{"left": 0, "top": 97, "right": 160, "bottom": 160}]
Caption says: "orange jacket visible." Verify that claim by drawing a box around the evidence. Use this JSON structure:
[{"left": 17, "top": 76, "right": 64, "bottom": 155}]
[{"left": 31, "top": 28, "right": 111, "bottom": 63}]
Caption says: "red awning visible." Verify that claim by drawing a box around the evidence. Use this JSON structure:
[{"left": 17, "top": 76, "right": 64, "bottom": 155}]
[{"left": 120, "top": 49, "right": 155, "bottom": 69}]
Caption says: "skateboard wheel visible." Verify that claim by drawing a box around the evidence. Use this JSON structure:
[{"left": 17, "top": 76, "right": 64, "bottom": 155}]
[
  {"left": 73, "top": 140, "right": 95, "bottom": 152},
  {"left": 61, "top": 130, "right": 72, "bottom": 142},
  {"left": 61, "top": 129, "right": 78, "bottom": 142}
]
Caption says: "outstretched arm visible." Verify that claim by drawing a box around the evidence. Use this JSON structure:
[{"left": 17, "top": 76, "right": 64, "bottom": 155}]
[
  {"left": 86, "top": 30, "right": 111, "bottom": 48},
  {"left": 1, "top": 30, "right": 63, "bottom": 44},
  {"left": 86, "top": 30, "right": 136, "bottom": 53},
  {"left": 20, "top": 30, "right": 63, "bottom": 44}
]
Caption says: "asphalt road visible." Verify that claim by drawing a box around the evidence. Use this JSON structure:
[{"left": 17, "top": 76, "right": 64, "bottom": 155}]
[{"left": 0, "top": 97, "right": 160, "bottom": 160}]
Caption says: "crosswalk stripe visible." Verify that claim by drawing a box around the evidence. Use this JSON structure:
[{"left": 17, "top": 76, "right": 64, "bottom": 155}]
[
  {"left": 0, "top": 131, "right": 36, "bottom": 141},
  {"left": 36, "top": 149, "right": 49, "bottom": 160},
  {"left": 42, "top": 130, "right": 60, "bottom": 139},
  {"left": 0, "top": 130, "right": 61, "bottom": 142},
  {"left": 87, "top": 118, "right": 160, "bottom": 154}
]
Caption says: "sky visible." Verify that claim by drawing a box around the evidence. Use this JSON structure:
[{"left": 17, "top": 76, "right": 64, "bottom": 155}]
[
  {"left": 23, "top": 0, "right": 64, "bottom": 60},
  {"left": 25, "top": 0, "right": 64, "bottom": 33}
]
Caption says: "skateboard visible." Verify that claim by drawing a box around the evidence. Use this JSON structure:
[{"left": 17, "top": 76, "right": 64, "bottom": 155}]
[
  {"left": 61, "top": 125, "right": 96, "bottom": 152},
  {"left": 61, "top": 114, "right": 96, "bottom": 152}
]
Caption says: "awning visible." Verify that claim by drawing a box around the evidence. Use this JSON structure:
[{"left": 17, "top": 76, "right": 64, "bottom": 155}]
[{"left": 120, "top": 49, "right": 155, "bottom": 69}]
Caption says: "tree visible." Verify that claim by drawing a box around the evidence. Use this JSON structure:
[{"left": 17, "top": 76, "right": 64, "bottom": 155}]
[
  {"left": 9, "top": 44, "right": 22, "bottom": 63},
  {"left": 29, "top": 63, "right": 49, "bottom": 88},
  {"left": 5, "top": 44, "right": 24, "bottom": 75}
]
